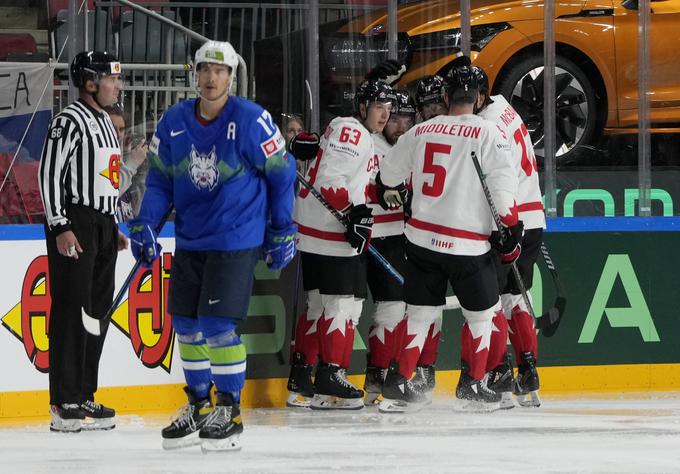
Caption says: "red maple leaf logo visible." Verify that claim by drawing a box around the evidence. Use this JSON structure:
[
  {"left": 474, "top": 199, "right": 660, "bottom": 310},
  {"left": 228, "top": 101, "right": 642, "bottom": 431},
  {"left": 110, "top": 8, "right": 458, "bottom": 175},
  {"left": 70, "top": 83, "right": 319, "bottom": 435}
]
[
  {"left": 499, "top": 201, "right": 519, "bottom": 227},
  {"left": 320, "top": 186, "right": 350, "bottom": 211}
]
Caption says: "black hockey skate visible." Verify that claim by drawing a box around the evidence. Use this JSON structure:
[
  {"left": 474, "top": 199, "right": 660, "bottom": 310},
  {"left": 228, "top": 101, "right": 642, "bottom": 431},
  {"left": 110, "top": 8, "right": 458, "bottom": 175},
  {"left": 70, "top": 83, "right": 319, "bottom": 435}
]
[
  {"left": 311, "top": 362, "right": 364, "bottom": 410},
  {"left": 456, "top": 363, "right": 501, "bottom": 412},
  {"left": 514, "top": 351, "right": 541, "bottom": 407},
  {"left": 161, "top": 386, "right": 213, "bottom": 450},
  {"left": 363, "top": 358, "right": 387, "bottom": 406},
  {"left": 80, "top": 399, "right": 116, "bottom": 430},
  {"left": 410, "top": 364, "right": 436, "bottom": 403},
  {"left": 50, "top": 403, "right": 85, "bottom": 433},
  {"left": 378, "top": 362, "right": 427, "bottom": 413},
  {"left": 287, "top": 352, "right": 315, "bottom": 408},
  {"left": 200, "top": 392, "right": 243, "bottom": 453},
  {"left": 486, "top": 353, "right": 515, "bottom": 410}
]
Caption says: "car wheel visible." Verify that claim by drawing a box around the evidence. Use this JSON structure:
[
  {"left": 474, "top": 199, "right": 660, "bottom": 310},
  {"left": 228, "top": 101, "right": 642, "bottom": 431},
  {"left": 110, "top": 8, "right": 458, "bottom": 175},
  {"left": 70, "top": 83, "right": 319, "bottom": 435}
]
[{"left": 495, "top": 53, "right": 601, "bottom": 162}]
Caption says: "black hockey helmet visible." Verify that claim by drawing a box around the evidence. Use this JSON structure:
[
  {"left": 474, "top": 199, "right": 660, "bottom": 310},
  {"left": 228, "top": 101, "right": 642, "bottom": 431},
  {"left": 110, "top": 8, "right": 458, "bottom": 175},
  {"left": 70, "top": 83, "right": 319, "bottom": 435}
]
[
  {"left": 415, "top": 75, "right": 446, "bottom": 109},
  {"left": 474, "top": 66, "right": 490, "bottom": 96},
  {"left": 444, "top": 65, "right": 479, "bottom": 105},
  {"left": 393, "top": 90, "right": 417, "bottom": 118},
  {"left": 354, "top": 79, "right": 398, "bottom": 113},
  {"left": 435, "top": 49, "right": 472, "bottom": 79},
  {"left": 70, "top": 51, "right": 121, "bottom": 89}
]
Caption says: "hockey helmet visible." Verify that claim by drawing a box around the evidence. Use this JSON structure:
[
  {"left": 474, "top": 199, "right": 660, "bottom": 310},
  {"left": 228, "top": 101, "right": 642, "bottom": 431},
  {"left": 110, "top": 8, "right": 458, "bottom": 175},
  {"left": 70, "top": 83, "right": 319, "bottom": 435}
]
[
  {"left": 474, "top": 66, "right": 490, "bottom": 96},
  {"left": 415, "top": 75, "right": 446, "bottom": 109},
  {"left": 70, "top": 51, "right": 121, "bottom": 89},
  {"left": 444, "top": 65, "right": 479, "bottom": 104},
  {"left": 194, "top": 40, "right": 239, "bottom": 75},
  {"left": 354, "top": 80, "right": 398, "bottom": 113},
  {"left": 435, "top": 50, "right": 472, "bottom": 79},
  {"left": 393, "top": 90, "right": 417, "bottom": 118}
]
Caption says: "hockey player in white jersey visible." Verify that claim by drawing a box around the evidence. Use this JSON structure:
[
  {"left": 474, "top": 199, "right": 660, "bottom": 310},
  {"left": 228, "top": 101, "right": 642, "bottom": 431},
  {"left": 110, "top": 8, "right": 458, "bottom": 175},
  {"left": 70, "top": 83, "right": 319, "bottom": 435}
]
[
  {"left": 378, "top": 65, "right": 520, "bottom": 411},
  {"left": 474, "top": 66, "right": 545, "bottom": 407},
  {"left": 287, "top": 80, "right": 397, "bottom": 409},
  {"left": 362, "top": 90, "right": 417, "bottom": 406}
]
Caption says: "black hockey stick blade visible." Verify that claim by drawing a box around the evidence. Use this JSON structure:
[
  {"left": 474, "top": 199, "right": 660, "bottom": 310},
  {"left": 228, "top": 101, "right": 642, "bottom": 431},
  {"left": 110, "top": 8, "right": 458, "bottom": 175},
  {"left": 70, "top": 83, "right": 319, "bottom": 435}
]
[{"left": 537, "top": 296, "right": 567, "bottom": 337}]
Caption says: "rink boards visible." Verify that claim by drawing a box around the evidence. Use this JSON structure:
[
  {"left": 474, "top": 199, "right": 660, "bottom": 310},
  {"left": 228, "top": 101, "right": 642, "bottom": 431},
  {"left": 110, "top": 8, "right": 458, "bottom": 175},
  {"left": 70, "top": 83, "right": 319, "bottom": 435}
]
[{"left": 1, "top": 217, "right": 680, "bottom": 420}]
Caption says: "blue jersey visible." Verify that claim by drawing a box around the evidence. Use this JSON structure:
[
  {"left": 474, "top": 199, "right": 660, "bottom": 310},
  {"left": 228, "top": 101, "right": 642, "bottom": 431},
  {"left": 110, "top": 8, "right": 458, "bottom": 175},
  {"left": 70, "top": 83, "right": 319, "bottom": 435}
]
[{"left": 133, "top": 97, "right": 296, "bottom": 251}]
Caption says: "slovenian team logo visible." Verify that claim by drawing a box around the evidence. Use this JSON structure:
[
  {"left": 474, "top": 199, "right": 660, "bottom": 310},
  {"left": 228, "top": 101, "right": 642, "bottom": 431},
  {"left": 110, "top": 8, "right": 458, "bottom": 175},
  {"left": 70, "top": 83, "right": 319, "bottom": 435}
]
[{"left": 189, "top": 145, "right": 219, "bottom": 191}]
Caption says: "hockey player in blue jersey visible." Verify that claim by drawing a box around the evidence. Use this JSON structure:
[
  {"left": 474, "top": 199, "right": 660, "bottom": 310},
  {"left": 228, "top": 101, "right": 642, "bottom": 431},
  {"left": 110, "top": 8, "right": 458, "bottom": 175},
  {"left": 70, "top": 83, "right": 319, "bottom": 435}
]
[{"left": 128, "top": 40, "right": 297, "bottom": 452}]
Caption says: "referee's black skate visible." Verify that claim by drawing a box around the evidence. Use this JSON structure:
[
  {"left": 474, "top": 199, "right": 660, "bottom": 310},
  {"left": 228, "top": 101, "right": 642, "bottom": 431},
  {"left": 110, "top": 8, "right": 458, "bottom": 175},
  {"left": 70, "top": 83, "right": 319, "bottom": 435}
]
[
  {"left": 287, "top": 352, "right": 315, "bottom": 408},
  {"left": 455, "top": 363, "right": 501, "bottom": 412},
  {"left": 514, "top": 351, "right": 541, "bottom": 407},
  {"left": 363, "top": 361, "right": 386, "bottom": 406},
  {"left": 50, "top": 403, "right": 85, "bottom": 433},
  {"left": 80, "top": 399, "right": 116, "bottom": 430},
  {"left": 162, "top": 386, "right": 213, "bottom": 450},
  {"left": 486, "top": 353, "right": 515, "bottom": 410},
  {"left": 311, "top": 362, "right": 364, "bottom": 410},
  {"left": 410, "top": 364, "right": 436, "bottom": 403},
  {"left": 378, "top": 362, "right": 427, "bottom": 413},
  {"left": 200, "top": 392, "right": 243, "bottom": 453}
]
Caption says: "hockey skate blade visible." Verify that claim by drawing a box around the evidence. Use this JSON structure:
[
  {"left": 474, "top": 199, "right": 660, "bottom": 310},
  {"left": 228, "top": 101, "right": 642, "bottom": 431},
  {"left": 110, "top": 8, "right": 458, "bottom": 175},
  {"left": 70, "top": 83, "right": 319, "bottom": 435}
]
[
  {"left": 364, "top": 392, "right": 382, "bottom": 407},
  {"left": 81, "top": 418, "right": 116, "bottom": 431},
  {"left": 201, "top": 435, "right": 242, "bottom": 453},
  {"left": 81, "top": 308, "right": 102, "bottom": 336},
  {"left": 378, "top": 398, "right": 426, "bottom": 414},
  {"left": 310, "top": 394, "right": 364, "bottom": 410},
  {"left": 49, "top": 419, "right": 82, "bottom": 433},
  {"left": 162, "top": 431, "right": 201, "bottom": 450},
  {"left": 499, "top": 392, "right": 515, "bottom": 410},
  {"left": 517, "top": 390, "right": 541, "bottom": 408},
  {"left": 286, "top": 392, "right": 312, "bottom": 408}
]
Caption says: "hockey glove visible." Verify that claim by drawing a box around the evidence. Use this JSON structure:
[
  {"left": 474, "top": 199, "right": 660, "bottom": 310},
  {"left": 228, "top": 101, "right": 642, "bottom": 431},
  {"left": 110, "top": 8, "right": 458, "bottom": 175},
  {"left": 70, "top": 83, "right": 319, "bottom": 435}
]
[
  {"left": 375, "top": 172, "right": 409, "bottom": 211},
  {"left": 365, "top": 60, "right": 407, "bottom": 86},
  {"left": 344, "top": 204, "right": 374, "bottom": 254},
  {"left": 129, "top": 224, "right": 162, "bottom": 268},
  {"left": 263, "top": 223, "right": 297, "bottom": 270},
  {"left": 288, "top": 132, "right": 320, "bottom": 162},
  {"left": 489, "top": 221, "right": 524, "bottom": 265}
]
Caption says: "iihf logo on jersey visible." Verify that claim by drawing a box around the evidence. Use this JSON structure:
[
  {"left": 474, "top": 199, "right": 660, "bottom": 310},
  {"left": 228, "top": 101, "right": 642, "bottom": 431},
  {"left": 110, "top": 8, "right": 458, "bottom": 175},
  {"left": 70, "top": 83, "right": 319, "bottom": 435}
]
[{"left": 189, "top": 145, "right": 219, "bottom": 191}]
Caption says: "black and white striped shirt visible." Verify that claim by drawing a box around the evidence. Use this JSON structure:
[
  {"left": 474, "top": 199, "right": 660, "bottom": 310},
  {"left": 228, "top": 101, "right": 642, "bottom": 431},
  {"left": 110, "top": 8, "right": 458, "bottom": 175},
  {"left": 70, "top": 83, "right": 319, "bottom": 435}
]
[{"left": 39, "top": 99, "right": 121, "bottom": 234}]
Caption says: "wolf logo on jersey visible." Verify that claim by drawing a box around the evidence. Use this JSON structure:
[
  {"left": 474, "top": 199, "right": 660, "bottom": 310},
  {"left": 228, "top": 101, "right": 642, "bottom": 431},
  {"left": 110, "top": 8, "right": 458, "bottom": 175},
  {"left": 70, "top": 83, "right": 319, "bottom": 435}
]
[{"left": 189, "top": 145, "right": 219, "bottom": 191}]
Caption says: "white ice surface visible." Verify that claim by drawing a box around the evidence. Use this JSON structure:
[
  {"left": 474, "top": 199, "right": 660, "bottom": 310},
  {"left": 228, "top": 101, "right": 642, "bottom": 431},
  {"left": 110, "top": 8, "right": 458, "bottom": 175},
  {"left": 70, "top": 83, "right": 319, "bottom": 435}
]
[{"left": 2, "top": 394, "right": 680, "bottom": 474}]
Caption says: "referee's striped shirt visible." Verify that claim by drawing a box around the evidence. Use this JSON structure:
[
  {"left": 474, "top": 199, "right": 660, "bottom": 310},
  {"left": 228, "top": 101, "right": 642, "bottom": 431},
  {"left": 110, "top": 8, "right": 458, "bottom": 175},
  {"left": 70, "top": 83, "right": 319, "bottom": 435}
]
[{"left": 39, "top": 99, "right": 121, "bottom": 234}]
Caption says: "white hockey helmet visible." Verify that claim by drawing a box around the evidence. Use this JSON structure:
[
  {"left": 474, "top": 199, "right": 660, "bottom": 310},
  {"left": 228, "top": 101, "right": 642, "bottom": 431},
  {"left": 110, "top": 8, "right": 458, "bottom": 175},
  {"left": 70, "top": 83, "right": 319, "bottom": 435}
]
[{"left": 194, "top": 40, "right": 239, "bottom": 75}]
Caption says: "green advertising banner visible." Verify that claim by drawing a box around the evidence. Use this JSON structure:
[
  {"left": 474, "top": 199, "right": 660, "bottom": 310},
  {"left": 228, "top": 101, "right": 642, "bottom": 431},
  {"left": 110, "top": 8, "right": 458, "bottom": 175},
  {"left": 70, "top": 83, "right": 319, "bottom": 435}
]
[{"left": 241, "top": 218, "right": 680, "bottom": 379}]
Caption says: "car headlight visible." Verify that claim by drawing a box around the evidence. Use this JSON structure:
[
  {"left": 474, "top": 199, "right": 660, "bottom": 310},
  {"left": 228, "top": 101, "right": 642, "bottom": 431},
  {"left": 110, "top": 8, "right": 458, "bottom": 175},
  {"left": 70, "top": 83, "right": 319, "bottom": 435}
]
[
  {"left": 322, "top": 33, "right": 412, "bottom": 75},
  {"left": 410, "top": 22, "right": 511, "bottom": 52}
]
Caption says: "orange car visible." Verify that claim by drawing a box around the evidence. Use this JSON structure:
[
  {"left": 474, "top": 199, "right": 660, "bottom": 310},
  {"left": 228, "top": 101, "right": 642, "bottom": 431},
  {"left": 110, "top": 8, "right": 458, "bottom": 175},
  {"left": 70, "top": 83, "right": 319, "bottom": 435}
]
[{"left": 324, "top": 0, "right": 680, "bottom": 159}]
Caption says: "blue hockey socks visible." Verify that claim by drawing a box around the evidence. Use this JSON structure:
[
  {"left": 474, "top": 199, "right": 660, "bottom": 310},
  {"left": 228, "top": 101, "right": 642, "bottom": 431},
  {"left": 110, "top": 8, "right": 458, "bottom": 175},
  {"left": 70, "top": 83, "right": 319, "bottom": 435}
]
[
  {"left": 172, "top": 314, "right": 211, "bottom": 399},
  {"left": 199, "top": 315, "right": 247, "bottom": 402}
]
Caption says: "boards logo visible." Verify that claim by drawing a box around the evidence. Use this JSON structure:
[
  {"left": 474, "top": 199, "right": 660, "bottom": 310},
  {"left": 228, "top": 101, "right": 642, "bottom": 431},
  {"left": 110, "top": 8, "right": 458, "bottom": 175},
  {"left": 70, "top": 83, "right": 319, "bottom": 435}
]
[
  {"left": 1, "top": 253, "right": 176, "bottom": 373},
  {"left": 100, "top": 153, "right": 121, "bottom": 189}
]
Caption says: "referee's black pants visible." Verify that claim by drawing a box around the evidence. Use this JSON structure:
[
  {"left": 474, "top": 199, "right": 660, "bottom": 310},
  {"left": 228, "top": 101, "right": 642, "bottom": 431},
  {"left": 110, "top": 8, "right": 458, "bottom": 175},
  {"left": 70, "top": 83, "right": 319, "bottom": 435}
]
[{"left": 46, "top": 205, "right": 117, "bottom": 406}]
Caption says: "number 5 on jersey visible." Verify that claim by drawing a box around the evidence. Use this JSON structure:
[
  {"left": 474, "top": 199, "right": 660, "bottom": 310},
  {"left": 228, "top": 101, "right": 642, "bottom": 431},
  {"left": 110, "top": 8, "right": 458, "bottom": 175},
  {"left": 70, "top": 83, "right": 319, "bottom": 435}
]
[{"left": 422, "top": 142, "right": 451, "bottom": 197}]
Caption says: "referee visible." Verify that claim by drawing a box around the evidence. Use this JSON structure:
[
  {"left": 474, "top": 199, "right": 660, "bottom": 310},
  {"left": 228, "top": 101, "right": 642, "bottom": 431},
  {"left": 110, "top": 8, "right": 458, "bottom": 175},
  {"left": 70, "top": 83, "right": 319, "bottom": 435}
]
[{"left": 38, "top": 51, "right": 127, "bottom": 433}]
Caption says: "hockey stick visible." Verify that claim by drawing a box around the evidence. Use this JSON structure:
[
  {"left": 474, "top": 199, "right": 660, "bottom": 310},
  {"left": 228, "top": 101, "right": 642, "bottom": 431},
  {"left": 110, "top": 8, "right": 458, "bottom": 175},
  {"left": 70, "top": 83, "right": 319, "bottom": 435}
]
[
  {"left": 469, "top": 152, "right": 559, "bottom": 335},
  {"left": 82, "top": 205, "right": 174, "bottom": 336},
  {"left": 537, "top": 241, "right": 567, "bottom": 337},
  {"left": 296, "top": 170, "right": 404, "bottom": 285}
]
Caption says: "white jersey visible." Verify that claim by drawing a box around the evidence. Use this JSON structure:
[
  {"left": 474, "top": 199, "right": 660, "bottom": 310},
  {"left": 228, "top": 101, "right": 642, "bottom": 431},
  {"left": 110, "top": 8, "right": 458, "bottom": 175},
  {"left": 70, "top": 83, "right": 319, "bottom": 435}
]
[
  {"left": 295, "top": 116, "right": 374, "bottom": 256},
  {"left": 367, "top": 133, "right": 405, "bottom": 238},
  {"left": 479, "top": 95, "right": 545, "bottom": 230},
  {"left": 381, "top": 113, "right": 518, "bottom": 256}
]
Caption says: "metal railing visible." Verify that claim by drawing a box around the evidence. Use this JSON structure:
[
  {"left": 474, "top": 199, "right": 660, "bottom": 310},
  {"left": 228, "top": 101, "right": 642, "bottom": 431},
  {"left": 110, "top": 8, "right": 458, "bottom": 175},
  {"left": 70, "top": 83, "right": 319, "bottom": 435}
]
[{"left": 47, "top": 1, "right": 382, "bottom": 132}]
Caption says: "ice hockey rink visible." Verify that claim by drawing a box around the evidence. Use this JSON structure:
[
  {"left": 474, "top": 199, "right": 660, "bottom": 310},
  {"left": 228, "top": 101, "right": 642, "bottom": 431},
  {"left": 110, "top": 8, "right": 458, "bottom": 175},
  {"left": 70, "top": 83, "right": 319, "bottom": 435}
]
[{"left": 2, "top": 394, "right": 679, "bottom": 473}]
